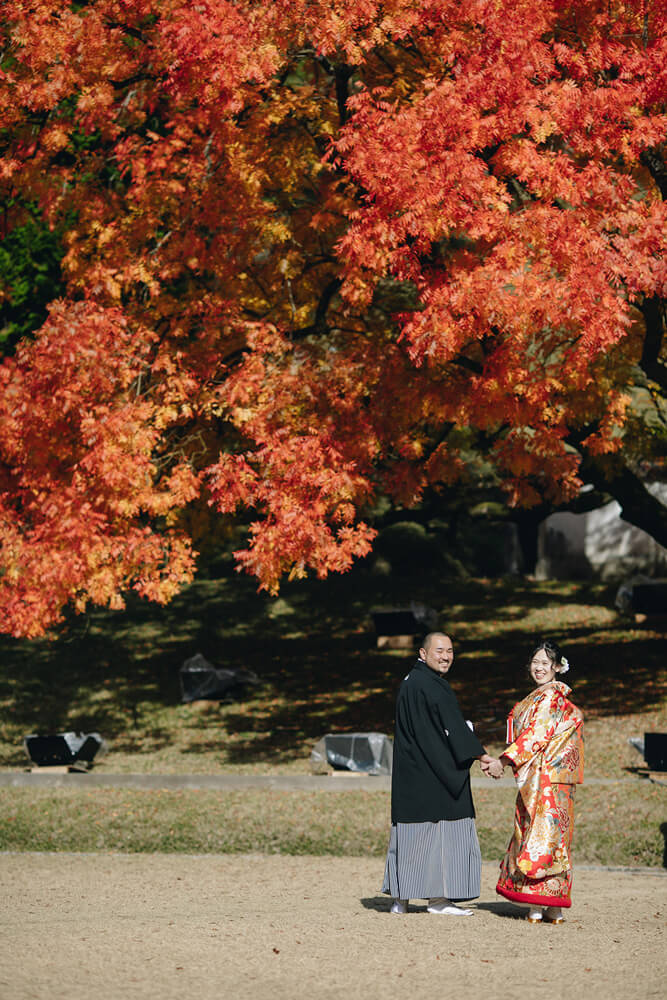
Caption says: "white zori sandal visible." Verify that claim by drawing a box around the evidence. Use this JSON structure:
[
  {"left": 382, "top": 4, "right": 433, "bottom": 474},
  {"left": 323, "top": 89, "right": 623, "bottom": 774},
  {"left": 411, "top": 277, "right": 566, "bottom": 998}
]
[{"left": 427, "top": 898, "right": 474, "bottom": 916}]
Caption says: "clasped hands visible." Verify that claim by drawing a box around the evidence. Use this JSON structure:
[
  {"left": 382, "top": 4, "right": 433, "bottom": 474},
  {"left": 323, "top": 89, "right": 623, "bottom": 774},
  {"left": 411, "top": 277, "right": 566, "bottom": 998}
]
[{"left": 479, "top": 753, "right": 504, "bottom": 779}]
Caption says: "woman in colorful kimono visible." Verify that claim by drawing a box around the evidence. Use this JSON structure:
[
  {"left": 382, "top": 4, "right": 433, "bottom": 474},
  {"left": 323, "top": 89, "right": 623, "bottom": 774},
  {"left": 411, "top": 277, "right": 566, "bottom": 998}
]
[{"left": 495, "top": 639, "right": 584, "bottom": 924}]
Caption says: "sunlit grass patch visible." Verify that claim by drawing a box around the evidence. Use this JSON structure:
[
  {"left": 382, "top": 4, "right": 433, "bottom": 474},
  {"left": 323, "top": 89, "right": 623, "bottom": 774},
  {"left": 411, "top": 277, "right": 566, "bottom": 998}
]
[{"left": 0, "top": 781, "right": 663, "bottom": 866}]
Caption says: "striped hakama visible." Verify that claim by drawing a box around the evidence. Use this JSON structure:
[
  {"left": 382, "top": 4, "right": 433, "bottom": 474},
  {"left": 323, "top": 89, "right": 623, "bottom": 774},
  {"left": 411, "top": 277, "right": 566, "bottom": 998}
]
[{"left": 382, "top": 817, "right": 481, "bottom": 902}]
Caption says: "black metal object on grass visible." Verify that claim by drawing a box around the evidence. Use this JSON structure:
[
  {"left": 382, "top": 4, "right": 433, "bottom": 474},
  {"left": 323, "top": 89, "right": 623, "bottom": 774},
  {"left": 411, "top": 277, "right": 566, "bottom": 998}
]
[
  {"left": 179, "top": 652, "right": 261, "bottom": 703},
  {"left": 310, "top": 732, "right": 393, "bottom": 775},
  {"left": 24, "top": 732, "right": 107, "bottom": 767}
]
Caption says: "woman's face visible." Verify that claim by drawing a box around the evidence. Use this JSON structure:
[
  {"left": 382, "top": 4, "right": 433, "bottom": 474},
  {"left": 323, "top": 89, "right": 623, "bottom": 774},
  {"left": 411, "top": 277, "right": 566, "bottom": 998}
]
[{"left": 529, "top": 648, "right": 558, "bottom": 688}]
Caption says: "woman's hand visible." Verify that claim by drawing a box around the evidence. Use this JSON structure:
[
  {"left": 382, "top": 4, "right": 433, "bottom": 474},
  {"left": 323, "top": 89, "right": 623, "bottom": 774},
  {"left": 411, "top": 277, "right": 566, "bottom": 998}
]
[
  {"left": 479, "top": 754, "right": 504, "bottom": 779},
  {"left": 486, "top": 757, "right": 504, "bottom": 779}
]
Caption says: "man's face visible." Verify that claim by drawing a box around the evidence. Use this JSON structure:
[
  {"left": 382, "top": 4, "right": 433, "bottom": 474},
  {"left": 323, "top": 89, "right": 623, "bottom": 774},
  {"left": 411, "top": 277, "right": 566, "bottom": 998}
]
[{"left": 420, "top": 635, "right": 454, "bottom": 675}]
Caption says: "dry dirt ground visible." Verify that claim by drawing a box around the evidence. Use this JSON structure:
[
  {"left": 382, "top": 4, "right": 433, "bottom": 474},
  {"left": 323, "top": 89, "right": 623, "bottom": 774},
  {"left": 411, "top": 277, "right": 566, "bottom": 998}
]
[{"left": 1, "top": 854, "right": 664, "bottom": 1000}]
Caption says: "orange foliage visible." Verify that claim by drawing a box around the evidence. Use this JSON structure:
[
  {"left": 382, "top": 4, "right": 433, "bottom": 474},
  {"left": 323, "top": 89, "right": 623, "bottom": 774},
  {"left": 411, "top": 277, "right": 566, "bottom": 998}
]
[{"left": 0, "top": 1, "right": 665, "bottom": 634}]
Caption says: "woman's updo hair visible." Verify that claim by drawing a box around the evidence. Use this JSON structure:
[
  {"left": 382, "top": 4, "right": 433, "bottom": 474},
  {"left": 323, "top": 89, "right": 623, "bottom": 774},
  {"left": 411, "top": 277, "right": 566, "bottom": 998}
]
[{"left": 527, "top": 639, "right": 567, "bottom": 674}]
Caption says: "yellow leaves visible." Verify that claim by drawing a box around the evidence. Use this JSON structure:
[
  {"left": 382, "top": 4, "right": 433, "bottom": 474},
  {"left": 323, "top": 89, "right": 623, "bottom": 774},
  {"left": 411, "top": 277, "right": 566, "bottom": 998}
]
[
  {"left": 278, "top": 252, "right": 305, "bottom": 281},
  {"left": 76, "top": 81, "right": 115, "bottom": 118},
  {"left": 95, "top": 225, "right": 117, "bottom": 249},
  {"left": 41, "top": 124, "right": 70, "bottom": 152},
  {"left": 102, "top": 273, "right": 122, "bottom": 301},
  {"left": 231, "top": 406, "right": 255, "bottom": 425},
  {"left": 530, "top": 118, "right": 558, "bottom": 145}
]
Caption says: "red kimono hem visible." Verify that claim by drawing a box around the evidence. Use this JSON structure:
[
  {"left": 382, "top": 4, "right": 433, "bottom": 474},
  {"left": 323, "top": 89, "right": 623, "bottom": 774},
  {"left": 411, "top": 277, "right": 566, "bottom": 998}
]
[{"left": 496, "top": 883, "right": 572, "bottom": 908}]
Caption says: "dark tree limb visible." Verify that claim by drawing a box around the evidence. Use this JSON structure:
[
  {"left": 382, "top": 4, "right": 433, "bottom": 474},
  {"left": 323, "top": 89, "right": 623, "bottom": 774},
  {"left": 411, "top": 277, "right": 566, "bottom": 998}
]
[
  {"left": 316, "top": 56, "right": 354, "bottom": 126},
  {"left": 639, "top": 295, "right": 667, "bottom": 391},
  {"left": 511, "top": 505, "right": 548, "bottom": 574},
  {"left": 334, "top": 64, "right": 354, "bottom": 126},
  {"left": 577, "top": 454, "right": 667, "bottom": 549},
  {"left": 640, "top": 144, "right": 667, "bottom": 200},
  {"left": 291, "top": 278, "right": 343, "bottom": 341}
]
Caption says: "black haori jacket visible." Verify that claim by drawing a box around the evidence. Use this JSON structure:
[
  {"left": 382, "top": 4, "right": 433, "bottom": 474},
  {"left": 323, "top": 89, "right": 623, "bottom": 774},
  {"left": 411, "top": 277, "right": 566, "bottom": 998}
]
[{"left": 391, "top": 659, "right": 485, "bottom": 824}]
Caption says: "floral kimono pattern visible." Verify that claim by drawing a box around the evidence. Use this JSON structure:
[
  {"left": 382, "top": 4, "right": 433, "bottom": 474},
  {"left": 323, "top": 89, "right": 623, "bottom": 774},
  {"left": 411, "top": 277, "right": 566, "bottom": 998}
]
[{"left": 496, "top": 681, "right": 584, "bottom": 908}]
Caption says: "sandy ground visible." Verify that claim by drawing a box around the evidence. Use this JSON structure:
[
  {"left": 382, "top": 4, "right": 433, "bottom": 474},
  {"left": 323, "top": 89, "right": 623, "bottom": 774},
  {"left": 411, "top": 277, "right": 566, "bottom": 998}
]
[{"left": 0, "top": 854, "right": 664, "bottom": 1000}]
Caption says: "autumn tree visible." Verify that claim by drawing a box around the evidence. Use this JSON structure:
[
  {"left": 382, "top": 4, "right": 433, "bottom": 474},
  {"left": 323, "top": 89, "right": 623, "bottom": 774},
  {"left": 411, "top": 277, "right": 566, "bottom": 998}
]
[{"left": 0, "top": 0, "right": 665, "bottom": 637}]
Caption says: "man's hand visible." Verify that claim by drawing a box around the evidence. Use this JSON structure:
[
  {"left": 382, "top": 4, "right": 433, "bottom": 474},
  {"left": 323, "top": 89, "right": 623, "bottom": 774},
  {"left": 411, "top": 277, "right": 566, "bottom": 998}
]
[
  {"left": 486, "top": 757, "right": 504, "bottom": 779},
  {"left": 479, "top": 754, "right": 504, "bottom": 779}
]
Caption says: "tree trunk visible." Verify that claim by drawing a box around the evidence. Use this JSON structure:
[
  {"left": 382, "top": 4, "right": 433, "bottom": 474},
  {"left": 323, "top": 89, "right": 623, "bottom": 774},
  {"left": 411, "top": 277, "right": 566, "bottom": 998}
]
[{"left": 512, "top": 507, "right": 546, "bottom": 575}]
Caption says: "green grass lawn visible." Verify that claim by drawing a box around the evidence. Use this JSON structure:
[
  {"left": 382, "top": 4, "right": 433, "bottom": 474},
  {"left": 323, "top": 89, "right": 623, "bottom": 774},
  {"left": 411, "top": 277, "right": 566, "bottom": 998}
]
[
  {"left": 0, "top": 783, "right": 663, "bottom": 867},
  {"left": 0, "top": 567, "right": 665, "bottom": 863}
]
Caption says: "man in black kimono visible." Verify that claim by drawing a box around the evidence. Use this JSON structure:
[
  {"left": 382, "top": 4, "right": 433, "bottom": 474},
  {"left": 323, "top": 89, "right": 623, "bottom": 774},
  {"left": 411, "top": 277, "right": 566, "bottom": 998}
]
[{"left": 382, "top": 632, "right": 500, "bottom": 915}]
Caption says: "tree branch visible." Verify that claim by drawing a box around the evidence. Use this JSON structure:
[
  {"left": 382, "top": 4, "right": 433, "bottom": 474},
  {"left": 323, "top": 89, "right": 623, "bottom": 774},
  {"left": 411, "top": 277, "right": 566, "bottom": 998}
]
[
  {"left": 640, "top": 144, "right": 667, "bottom": 200},
  {"left": 291, "top": 278, "right": 342, "bottom": 340},
  {"left": 334, "top": 64, "right": 354, "bottom": 126},
  {"left": 639, "top": 295, "right": 667, "bottom": 391},
  {"left": 316, "top": 56, "right": 354, "bottom": 126},
  {"left": 577, "top": 454, "right": 667, "bottom": 549}
]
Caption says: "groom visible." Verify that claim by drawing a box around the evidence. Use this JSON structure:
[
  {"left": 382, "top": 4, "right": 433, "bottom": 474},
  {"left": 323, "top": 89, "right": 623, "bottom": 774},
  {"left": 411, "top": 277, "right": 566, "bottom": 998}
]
[{"left": 382, "top": 632, "right": 502, "bottom": 915}]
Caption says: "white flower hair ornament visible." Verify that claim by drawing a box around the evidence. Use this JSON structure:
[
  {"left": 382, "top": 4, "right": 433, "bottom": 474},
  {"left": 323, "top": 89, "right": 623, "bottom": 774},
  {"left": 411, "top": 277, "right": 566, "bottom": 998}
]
[{"left": 558, "top": 656, "right": 570, "bottom": 674}]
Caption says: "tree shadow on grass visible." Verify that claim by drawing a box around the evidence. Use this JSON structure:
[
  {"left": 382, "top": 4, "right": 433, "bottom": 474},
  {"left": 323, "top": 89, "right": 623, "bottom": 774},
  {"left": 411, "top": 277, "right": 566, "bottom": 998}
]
[
  {"left": 192, "top": 626, "right": 665, "bottom": 764},
  {"left": 0, "top": 568, "right": 664, "bottom": 768}
]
